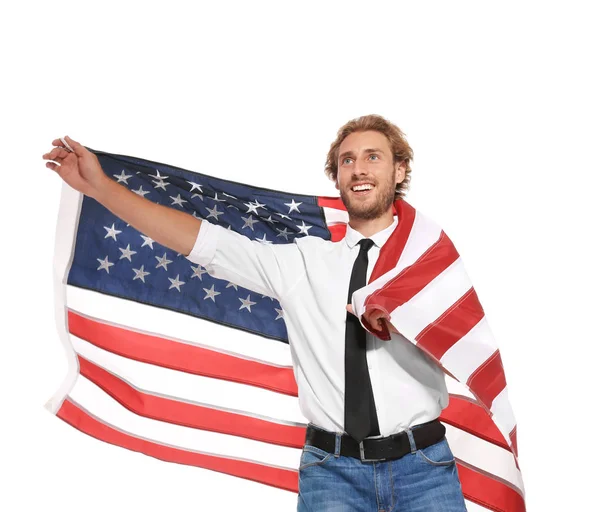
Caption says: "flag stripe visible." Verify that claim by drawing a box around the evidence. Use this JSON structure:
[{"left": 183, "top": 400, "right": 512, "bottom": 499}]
[
  {"left": 440, "top": 395, "right": 510, "bottom": 451},
  {"left": 70, "top": 333, "right": 305, "bottom": 424},
  {"left": 66, "top": 285, "right": 292, "bottom": 366},
  {"left": 68, "top": 309, "right": 298, "bottom": 396},
  {"left": 467, "top": 350, "right": 506, "bottom": 410},
  {"left": 440, "top": 317, "right": 500, "bottom": 385},
  {"left": 445, "top": 423, "right": 524, "bottom": 494},
  {"left": 417, "top": 287, "right": 484, "bottom": 361},
  {"left": 78, "top": 355, "right": 306, "bottom": 448},
  {"left": 457, "top": 460, "right": 526, "bottom": 512},
  {"left": 56, "top": 398, "right": 300, "bottom": 492},
  {"left": 67, "top": 375, "right": 303, "bottom": 469}
]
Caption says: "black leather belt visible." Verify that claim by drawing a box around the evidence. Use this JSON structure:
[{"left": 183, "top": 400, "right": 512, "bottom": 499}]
[{"left": 305, "top": 419, "right": 446, "bottom": 462}]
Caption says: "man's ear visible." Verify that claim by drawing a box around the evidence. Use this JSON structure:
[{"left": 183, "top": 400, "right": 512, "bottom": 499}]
[{"left": 395, "top": 161, "right": 407, "bottom": 184}]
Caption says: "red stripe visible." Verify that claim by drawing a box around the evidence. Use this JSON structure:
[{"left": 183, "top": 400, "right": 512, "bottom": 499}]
[
  {"left": 78, "top": 355, "right": 306, "bottom": 448},
  {"left": 361, "top": 230, "right": 459, "bottom": 338},
  {"left": 467, "top": 350, "right": 507, "bottom": 409},
  {"left": 57, "top": 399, "right": 300, "bottom": 493},
  {"left": 317, "top": 196, "right": 346, "bottom": 210},
  {"left": 327, "top": 223, "right": 347, "bottom": 242},
  {"left": 416, "top": 288, "right": 484, "bottom": 360},
  {"left": 370, "top": 199, "right": 415, "bottom": 285},
  {"left": 457, "top": 461, "right": 525, "bottom": 512},
  {"left": 441, "top": 394, "right": 510, "bottom": 451},
  {"left": 68, "top": 310, "right": 299, "bottom": 397}
]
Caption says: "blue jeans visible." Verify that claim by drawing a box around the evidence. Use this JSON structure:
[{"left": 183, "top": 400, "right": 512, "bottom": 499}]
[{"left": 297, "top": 424, "right": 467, "bottom": 512}]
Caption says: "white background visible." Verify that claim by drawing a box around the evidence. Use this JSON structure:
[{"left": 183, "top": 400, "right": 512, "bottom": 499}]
[{"left": 2, "top": 1, "right": 599, "bottom": 510}]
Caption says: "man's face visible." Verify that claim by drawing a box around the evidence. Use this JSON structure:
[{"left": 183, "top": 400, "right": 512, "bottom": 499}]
[{"left": 335, "top": 130, "right": 405, "bottom": 221}]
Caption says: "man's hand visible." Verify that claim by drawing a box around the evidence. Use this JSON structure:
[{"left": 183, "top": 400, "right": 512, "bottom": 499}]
[{"left": 346, "top": 304, "right": 399, "bottom": 335}]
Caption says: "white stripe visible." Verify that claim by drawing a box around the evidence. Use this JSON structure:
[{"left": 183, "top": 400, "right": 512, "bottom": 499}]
[
  {"left": 322, "top": 206, "right": 348, "bottom": 225},
  {"left": 446, "top": 423, "right": 524, "bottom": 494},
  {"left": 45, "top": 184, "right": 83, "bottom": 414},
  {"left": 490, "top": 386, "right": 518, "bottom": 447},
  {"left": 72, "top": 334, "right": 306, "bottom": 424},
  {"left": 444, "top": 374, "right": 476, "bottom": 400},
  {"left": 66, "top": 285, "right": 292, "bottom": 367},
  {"left": 465, "top": 500, "right": 493, "bottom": 512},
  {"left": 69, "top": 375, "right": 303, "bottom": 470},
  {"left": 388, "top": 257, "right": 473, "bottom": 342},
  {"left": 441, "top": 317, "right": 498, "bottom": 383}
]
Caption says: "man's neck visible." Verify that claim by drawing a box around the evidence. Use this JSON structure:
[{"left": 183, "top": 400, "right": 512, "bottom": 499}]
[{"left": 348, "top": 210, "right": 395, "bottom": 238}]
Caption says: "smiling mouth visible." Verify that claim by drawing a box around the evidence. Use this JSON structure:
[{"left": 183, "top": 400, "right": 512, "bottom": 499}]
[{"left": 351, "top": 185, "right": 375, "bottom": 196}]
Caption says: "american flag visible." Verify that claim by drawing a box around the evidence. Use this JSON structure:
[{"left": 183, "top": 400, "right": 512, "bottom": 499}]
[{"left": 46, "top": 148, "right": 526, "bottom": 511}]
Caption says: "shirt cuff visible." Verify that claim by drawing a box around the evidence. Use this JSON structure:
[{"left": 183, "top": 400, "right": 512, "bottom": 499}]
[{"left": 185, "top": 220, "right": 219, "bottom": 267}]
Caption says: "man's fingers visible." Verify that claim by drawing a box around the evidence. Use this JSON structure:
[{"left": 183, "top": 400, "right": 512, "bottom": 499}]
[
  {"left": 43, "top": 146, "right": 71, "bottom": 161},
  {"left": 64, "top": 135, "right": 86, "bottom": 156}
]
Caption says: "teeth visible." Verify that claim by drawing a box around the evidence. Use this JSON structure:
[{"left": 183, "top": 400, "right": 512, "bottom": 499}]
[{"left": 353, "top": 184, "right": 373, "bottom": 191}]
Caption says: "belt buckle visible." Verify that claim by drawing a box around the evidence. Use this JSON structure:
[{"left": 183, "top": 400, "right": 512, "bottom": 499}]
[{"left": 359, "top": 440, "right": 385, "bottom": 462}]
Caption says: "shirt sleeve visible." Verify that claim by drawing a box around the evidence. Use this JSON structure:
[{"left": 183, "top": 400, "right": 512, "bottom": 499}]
[{"left": 185, "top": 220, "right": 307, "bottom": 301}]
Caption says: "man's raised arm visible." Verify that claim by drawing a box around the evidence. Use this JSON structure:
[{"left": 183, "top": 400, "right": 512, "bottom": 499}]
[{"left": 43, "top": 136, "right": 200, "bottom": 257}]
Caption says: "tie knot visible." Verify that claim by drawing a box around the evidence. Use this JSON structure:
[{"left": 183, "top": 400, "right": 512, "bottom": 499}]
[{"left": 358, "top": 238, "right": 375, "bottom": 252}]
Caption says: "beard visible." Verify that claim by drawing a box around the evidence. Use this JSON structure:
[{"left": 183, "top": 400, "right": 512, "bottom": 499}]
[{"left": 339, "top": 174, "right": 396, "bottom": 221}]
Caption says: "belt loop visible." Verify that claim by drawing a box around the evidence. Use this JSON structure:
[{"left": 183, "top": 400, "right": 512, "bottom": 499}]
[
  {"left": 406, "top": 428, "right": 417, "bottom": 454},
  {"left": 334, "top": 431, "right": 342, "bottom": 458}
]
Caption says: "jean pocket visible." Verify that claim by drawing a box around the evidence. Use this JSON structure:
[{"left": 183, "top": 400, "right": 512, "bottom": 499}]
[
  {"left": 416, "top": 437, "right": 456, "bottom": 467},
  {"left": 299, "top": 444, "right": 333, "bottom": 470}
]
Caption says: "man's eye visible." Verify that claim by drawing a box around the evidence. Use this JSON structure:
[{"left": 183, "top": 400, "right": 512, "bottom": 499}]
[
  {"left": 343, "top": 158, "right": 352, "bottom": 164},
  {"left": 369, "top": 154, "right": 379, "bottom": 160}
]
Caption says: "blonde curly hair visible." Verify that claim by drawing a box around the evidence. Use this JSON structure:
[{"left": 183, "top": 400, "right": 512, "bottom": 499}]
[{"left": 324, "top": 114, "right": 414, "bottom": 200}]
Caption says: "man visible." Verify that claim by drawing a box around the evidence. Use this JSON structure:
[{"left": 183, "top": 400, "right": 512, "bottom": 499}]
[{"left": 43, "top": 114, "right": 468, "bottom": 511}]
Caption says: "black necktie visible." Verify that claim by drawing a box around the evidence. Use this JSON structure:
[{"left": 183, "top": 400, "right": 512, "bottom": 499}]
[{"left": 344, "top": 238, "right": 380, "bottom": 443}]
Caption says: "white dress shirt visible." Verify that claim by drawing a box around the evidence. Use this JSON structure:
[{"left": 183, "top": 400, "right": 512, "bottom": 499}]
[{"left": 186, "top": 215, "right": 449, "bottom": 437}]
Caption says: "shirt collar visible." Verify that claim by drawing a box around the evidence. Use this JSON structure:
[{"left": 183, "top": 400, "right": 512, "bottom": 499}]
[{"left": 344, "top": 215, "right": 398, "bottom": 249}]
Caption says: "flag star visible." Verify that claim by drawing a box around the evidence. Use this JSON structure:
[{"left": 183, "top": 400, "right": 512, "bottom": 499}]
[
  {"left": 155, "top": 252, "right": 173, "bottom": 270},
  {"left": 212, "top": 192, "right": 226, "bottom": 202},
  {"left": 276, "top": 212, "right": 291, "bottom": 220},
  {"left": 205, "top": 204, "right": 224, "bottom": 221},
  {"left": 192, "top": 210, "right": 203, "bottom": 219},
  {"left": 262, "top": 294, "right": 275, "bottom": 301},
  {"left": 97, "top": 256, "right": 114, "bottom": 273},
  {"left": 264, "top": 215, "right": 277, "bottom": 224},
  {"left": 238, "top": 294, "right": 257, "bottom": 312},
  {"left": 227, "top": 204, "right": 239, "bottom": 210},
  {"left": 275, "top": 308, "right": 284, "bottom": 320},
  {"left": 132, "top": 264, "right": 150, "bottom": 282},
  {"left": 113, "top": 170, "right": 132, "bottom": 184},
  {"left": 203, "top": 284, "right": 221, "bottom": 302},
  {"left": 132, "top": 186, "right": 150, "bottom": 197},
  {"left": 285, "top": 199, "right": 303, "bottom": 214},
  {"left": 255, "top": 233, "right": 272, "bottom": 244},
  {"left": 241, "top": 214, "right": 259, "bottom": 231},
  {"left": 103, "top": 223, "right": 122, "bottom": 241},
  {"left": 244, "top": 200, "right": 266, "bottom": 215},
  {"left": 187, "top": 181, "right": 203, "bottom": 193},
  {"left": 222, "top": 192, "right": 238, "bottom": 200},
  {"left": 226, "top": 282, "right": 238, "bottom": 290},
  {"left": 276, "top": 226, "right": 292, "bottom": 240},
  {"left": 227, "top": 225, "right": 232, "bottom": 230},
  {"left": 150, "top": 170, "right": 169, "bottom": 181},
  {"left": 153, "top": 179, "right": 169, "bottom": 191},
  {"left": 296, "top": 220, "right": 312, "bottom": 236},
  {"left": 170, "top": 194, "right": 188, "bottom": 207},
  {"left": 192, "top": 193, "right": 204, "bottom": 200},
  {"left": 119, "top": 244, "right": 137, "bottom": 261},
  {"left": 191, "top": 265, "right": 208, "bottom": 280},
  {"left": 140, "top": 235, "right": 155, "bottom": 249},
  {"left": 168, "top": 274, "right": 185, "bottom": 291}
]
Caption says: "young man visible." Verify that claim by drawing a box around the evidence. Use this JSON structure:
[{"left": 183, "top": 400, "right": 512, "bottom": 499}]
[{"left": 43, "top": 115, "right": 467, "bottom": 511}]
